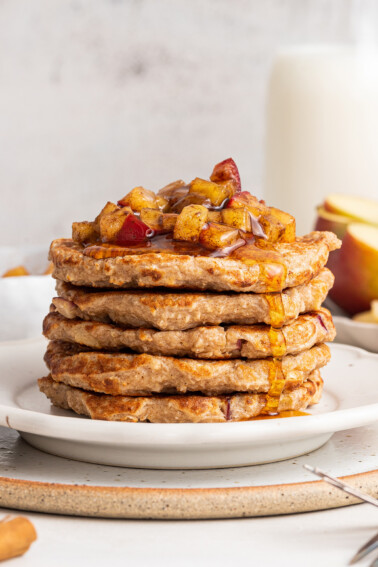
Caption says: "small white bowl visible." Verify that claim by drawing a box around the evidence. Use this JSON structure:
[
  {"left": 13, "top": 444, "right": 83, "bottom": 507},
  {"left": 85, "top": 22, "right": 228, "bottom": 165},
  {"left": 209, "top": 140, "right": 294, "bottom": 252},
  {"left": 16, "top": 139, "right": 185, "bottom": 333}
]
[{"left": 333, "top": 315, "right": 378, "bottom": 353}]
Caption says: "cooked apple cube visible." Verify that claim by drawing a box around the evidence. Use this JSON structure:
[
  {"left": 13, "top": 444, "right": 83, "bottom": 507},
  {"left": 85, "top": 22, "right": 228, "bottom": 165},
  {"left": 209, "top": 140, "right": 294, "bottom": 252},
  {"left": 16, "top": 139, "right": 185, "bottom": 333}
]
[
  {"left": 173, "top": 205, "right": 208, "bottom": 242},
  {"left": 72, "top": 221, "right": 98, "bottom": 244},
  {"left": 157, "top": 180, "right": 187, "bottom": 199},
  {"left": 221, "top": 207, "right": 251, "bottom": 232},
  {"left": 266, "top": 207, "right": 296, "bottom": 242},
  {"left": 100, "top": 208, "right": 132, "bottom": 242},
  {"left": 140, "top": 209, "right": 178, "bottom": 233},
  {"left": 207, "top": 210, "right": 222, "bottom": 222},
  {"left": 210, "top": 158, "right": 241, "bottom": 193},
  {"left": 259, "top": 208, "right": 296, "bottom": 243},
  {"left": 226, "top": 192, "right": 266, "bottom": 217},
  {"left": 165, "top": 186, "right": 190, "bottom": 210},
  {"left": 189, "top": 178, "right": 230, "bottom": 207},
  {"left": 155, "top": 195, "right": 170, "bottom": 212},
  {"left": 258, "top": 214, "right": 285, "bottom": 243},
  {"left": 160, "top": 213, "right": 178, "bottom": 232},
  {"left": 199, "top": 222, "right": 240, "bottom": 250},
  {"left": 171, "top": 192, "right": 211, "bottom": 213},
  {"left": 140, "top": 208, "right": 162, "bottom": 231},
  {"left": 116, "top": 213, "right": 154, "bottom": 245},
  {"left": 94, "top": 202, "right": 120, "bottom": 232},
  {"left": 118, "top": 187, "right": 157, "bottom": 211}
]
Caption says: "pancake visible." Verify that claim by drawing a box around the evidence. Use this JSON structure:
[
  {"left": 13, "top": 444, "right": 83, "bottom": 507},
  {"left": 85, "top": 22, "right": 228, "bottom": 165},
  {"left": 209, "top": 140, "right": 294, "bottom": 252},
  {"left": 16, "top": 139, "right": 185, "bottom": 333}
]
[
  {"left": 38, "top": 370, "right": 323, "bottom": 423},
  {"left": 53, "top": 267, "right": 334, "bottom": 331},
  {"left": 49, "top": 231, "right": 340, "bottom": 292},
  {"left": 43, "top": 308, "right": 335, "bottom": 360},
  {"left": 44, "top": 340, "right": 330, "bottom": 396}
]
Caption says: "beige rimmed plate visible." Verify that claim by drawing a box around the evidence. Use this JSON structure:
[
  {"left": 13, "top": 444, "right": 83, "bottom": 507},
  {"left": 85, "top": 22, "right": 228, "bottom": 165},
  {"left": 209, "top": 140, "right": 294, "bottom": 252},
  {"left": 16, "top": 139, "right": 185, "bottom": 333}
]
[
  {"left": 0, "top": 338, "right": 377, "bottom": 469},
  {"left": 0, "top": 424, "right": 377, "bottom": 518}
]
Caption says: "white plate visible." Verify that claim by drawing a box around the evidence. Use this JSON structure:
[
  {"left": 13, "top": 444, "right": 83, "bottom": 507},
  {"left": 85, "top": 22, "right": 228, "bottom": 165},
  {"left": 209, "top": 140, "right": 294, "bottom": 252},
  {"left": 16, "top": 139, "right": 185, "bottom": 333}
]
[
  {"left": 0, "top": 338, "right": 377, "bottom": 469},
  {"left": 334, "top": 315, "right": 378, "bottom": 353}
]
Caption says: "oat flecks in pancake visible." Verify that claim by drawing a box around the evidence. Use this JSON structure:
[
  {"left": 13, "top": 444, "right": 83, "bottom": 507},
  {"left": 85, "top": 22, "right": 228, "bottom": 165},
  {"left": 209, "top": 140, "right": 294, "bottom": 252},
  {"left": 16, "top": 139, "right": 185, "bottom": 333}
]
[
  {"left": 49, "top": 231, "right": 340, "bottom": 292},
  {"left": 53, "top": 268, "right": 334, "bottom": 330},
  {"left": 38, "top": 370, "right": 323, "bottom": 423},
  {"left": 43, "top": 308, "right": 335, "bottom": 359},
  {"left": 43, "top": 340, "right": 330, "bottom": 396}
]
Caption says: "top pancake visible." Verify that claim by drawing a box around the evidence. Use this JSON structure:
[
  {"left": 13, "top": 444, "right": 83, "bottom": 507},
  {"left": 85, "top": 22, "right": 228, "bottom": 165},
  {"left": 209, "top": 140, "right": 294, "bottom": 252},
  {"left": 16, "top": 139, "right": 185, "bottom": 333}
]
[{"left": 49, "top": 231, "right": 340, "bottom": 292}]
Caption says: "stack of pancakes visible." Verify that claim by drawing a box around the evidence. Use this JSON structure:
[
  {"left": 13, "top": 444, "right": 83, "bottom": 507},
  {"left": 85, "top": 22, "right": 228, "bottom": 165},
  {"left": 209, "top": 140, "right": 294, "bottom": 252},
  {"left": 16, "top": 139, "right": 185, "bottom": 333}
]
[{"left": 39, "top": 229, "right": 339, "bottom": 423}]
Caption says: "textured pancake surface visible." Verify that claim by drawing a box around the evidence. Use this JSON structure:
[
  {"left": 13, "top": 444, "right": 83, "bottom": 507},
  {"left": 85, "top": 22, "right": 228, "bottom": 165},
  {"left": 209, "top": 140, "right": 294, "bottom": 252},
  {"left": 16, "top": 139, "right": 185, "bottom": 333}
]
[
  {"left": 53, "top": 267, "right": 334, "bottom": 330},
  {"left": 43, "top": 308, "right": 335, "bottom": 359},
  {"left": 38, "top": 370, "right": 323, "bottom": 423},
  {"left": 44, "top": 340, "right": 330, "bottom": 396},
  {"left": 49, "top": 232, "right": 340, "bottom": 292}
]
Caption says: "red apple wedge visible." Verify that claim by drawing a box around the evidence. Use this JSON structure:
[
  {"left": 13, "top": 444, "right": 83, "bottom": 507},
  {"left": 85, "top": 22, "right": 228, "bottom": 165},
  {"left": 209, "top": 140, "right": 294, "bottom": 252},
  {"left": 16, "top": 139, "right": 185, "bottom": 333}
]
[{"left": 329, "top": 222, "right": 378, "bottom": 314}]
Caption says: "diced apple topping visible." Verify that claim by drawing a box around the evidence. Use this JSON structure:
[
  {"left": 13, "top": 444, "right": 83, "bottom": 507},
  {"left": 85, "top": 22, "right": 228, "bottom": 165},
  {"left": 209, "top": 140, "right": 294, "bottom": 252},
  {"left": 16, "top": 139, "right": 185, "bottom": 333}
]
[
  {"left": 71, "top": 158, "right": 297, "bottom": 252},
  {"left": 173, "top": 205, "right": 208, "bottom": 242},
  {"left": 210, "top": 157, "right": 241, "bottom": 193},
  {"left": 157, "top": 180, "right": 187, "bottom": 199},
  {"left": 94, "top": 202, "right": 120, "bottom": 232},
  {"left": 221, "top": 207, "right": 251, "bottom": 232},
  {"left": 170, "top": 192, "right": 211, "bottom": 213},
  {"left": 118, "top": 187, "right": 165, "bottom": 212},
  {"left": 260, "top": 207, "right": 296, "bottom": 243},
  {"left": 116, "top": 213, "right": 154, "bottom": 246},
  {"left": 189, "top": 178, "right": 231, "bottom": 207},
  {"left": 140, "top": 208, "right": 178, "bottom": 233},
  {"left": 226, "top": 193, "right": 296, "bottom": 242},
  {"left": 72, "top": 221, "right": 98, "bottom": 244},
  {"left": 226, "top": 192, "right": 266, "bottom": 216},
  {"left": 100, "top": 208, "right": 132, "bottom": 242},
  {"left": 199, "top": 222, "right": 241, "bottom": 250}
]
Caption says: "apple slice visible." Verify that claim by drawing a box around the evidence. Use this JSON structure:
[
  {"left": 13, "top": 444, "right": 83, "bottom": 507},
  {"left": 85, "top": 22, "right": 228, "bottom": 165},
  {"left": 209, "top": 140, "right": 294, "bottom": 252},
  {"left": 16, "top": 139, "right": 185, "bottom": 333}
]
[
  {"left": 324, "top": 194, "right": 378, "bottom": 226},
  {"left": 329, "top": 222, "right": 378, "bottom": 314},
  {"left": 314, "top": 207, "right": 350, "bottom": 240}
]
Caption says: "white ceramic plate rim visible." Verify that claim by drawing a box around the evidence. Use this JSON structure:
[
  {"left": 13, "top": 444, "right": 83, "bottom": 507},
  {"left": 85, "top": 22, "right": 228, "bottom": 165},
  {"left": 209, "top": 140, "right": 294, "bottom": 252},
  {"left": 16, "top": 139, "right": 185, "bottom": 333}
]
[{"left": 0, "top": 341, "right": 378, "bottom": 447}]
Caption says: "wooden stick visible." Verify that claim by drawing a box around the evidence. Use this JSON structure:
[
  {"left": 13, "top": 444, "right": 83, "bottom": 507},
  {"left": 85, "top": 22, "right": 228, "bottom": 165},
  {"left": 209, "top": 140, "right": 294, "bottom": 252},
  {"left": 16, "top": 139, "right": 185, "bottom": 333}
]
[{"left": 0, "top": 516, "right": 37, "bottom": 561}]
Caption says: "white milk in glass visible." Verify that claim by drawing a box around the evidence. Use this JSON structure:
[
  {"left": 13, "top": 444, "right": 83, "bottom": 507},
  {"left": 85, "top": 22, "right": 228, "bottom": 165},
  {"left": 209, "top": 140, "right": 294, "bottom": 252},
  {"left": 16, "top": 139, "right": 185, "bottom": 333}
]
[{"left": 264, "top": 46, "right": 378, "bottom": 236}]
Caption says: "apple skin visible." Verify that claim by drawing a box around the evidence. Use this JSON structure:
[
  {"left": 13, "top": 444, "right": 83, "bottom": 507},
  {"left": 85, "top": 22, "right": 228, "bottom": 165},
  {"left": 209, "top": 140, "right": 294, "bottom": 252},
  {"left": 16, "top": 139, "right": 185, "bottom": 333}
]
[
  {"left": 329, "top": 223, "right": 378, "bottom": 315},
  {"left": 314, "top": 207, "right": 350, "bottom": 240}
]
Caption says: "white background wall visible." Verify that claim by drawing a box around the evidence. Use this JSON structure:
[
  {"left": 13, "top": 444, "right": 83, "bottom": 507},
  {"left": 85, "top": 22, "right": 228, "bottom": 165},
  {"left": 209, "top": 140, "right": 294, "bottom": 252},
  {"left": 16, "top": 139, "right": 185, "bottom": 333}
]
[{"left": 0, "top": 0, "right": 353, "bottom": 246}]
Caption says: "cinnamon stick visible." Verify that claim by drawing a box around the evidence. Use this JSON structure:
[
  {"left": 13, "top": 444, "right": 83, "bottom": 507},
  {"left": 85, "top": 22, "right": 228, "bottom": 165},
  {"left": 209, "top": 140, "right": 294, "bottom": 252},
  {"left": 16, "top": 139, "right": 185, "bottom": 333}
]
[{"left": 0, "top": 516, "right": 37, "bottom": 561}]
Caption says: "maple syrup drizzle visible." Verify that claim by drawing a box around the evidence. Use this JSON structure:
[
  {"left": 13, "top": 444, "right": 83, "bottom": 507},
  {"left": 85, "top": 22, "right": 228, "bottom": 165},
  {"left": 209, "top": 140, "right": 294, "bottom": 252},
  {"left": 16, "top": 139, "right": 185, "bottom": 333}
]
[
  {"left": 265, "top": 292, "right": 286, "bottom": 327},
  {"left": 268, "top": 327, "right": 286, "bottom": 357},
  {"left": 262, "top": 358, "right": 286, "bottom": 414}
]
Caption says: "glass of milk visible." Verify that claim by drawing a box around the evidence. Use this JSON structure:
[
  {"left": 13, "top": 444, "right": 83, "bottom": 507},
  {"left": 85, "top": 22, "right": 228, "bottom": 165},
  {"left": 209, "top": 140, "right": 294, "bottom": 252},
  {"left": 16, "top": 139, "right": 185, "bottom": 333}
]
[{"left": 264, "top": 45, "right": 378, "bottom": 236}]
